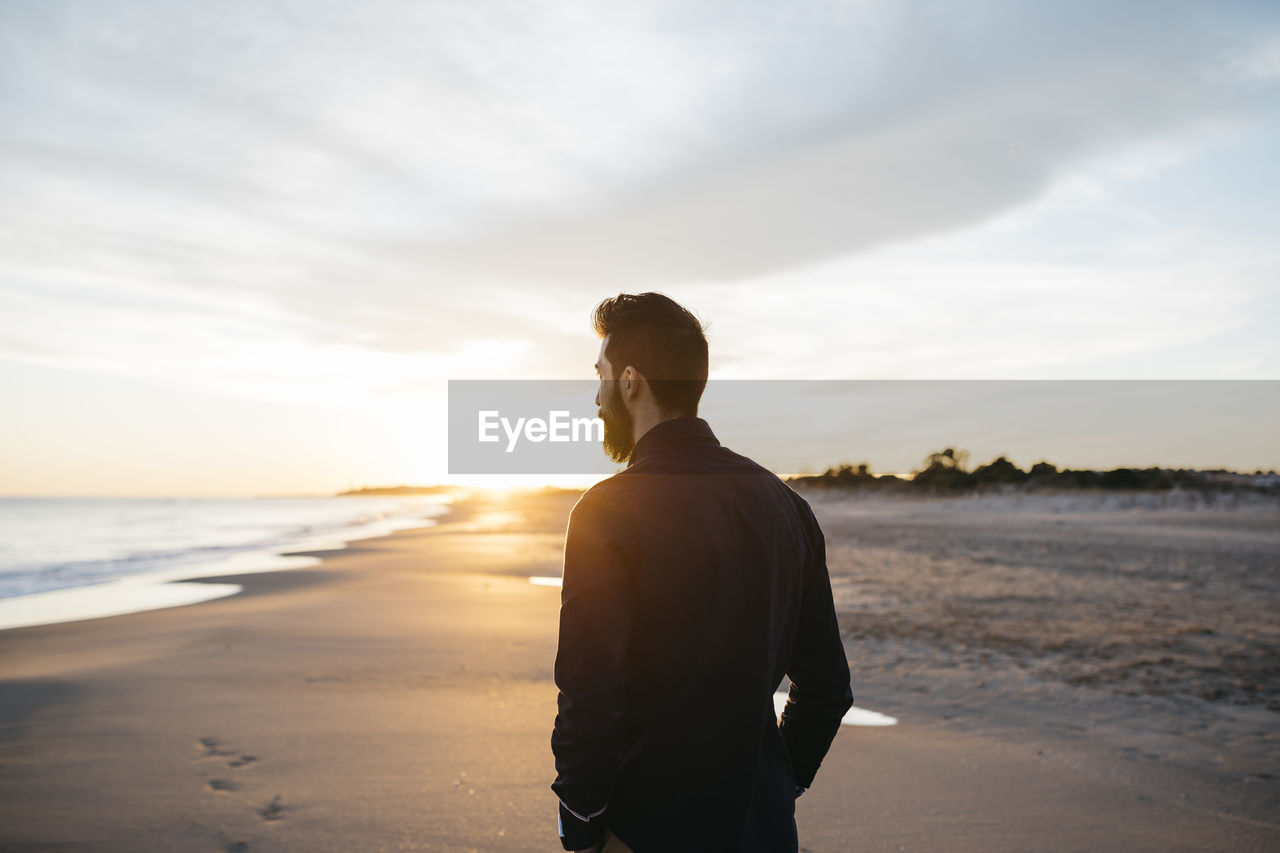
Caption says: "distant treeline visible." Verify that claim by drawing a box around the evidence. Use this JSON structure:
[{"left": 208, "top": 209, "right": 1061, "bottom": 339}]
[
  {"left": 788, "top": 448, "right": 1280, "bottom": 494},
  {"left": 337, "top": 485, "right": 456, "bottom": 496}
]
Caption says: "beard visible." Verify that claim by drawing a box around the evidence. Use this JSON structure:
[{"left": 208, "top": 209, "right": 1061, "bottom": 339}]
[{"left": 598, "top": 380, "right": 635, "bottom": 464}]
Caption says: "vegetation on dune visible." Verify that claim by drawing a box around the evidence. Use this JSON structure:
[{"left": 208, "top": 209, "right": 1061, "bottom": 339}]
[{"left": 789, "top": 448, "right": 1279, "bottom": 495}]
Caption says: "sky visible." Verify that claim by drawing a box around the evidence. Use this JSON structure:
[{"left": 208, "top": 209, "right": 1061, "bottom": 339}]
[{"left": 1, "top": 0, "right": 1278, "bottom": 495}]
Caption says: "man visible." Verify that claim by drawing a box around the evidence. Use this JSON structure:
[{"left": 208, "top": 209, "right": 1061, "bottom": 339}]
[{"left": 551, "top": 293, "right": 854, "bottom": 853}]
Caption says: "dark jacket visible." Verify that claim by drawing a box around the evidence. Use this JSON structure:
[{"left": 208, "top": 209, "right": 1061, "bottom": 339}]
[{"left": 551, "top": 416, "right": 854, "bottom": 852}]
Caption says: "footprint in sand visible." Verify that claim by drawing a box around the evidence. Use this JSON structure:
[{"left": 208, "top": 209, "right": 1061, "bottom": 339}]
[
  {"left": 197, "top": 736, "right": 237, "bottom": 758},
  {"left": 259, "top": 794, "right": 286, "bottom": 821},
  {"left": 196, "top": 737, "right": 261, "bottom": 768},
  {"left": 218, "top": 834, "right": 249, "bottom": 852},
  {"left": 199, "top": 737, "right": 284, "bottom": 829}
]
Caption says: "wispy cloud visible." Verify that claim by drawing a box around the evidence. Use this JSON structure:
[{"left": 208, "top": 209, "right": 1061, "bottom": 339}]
[{"left": 1, "top": 0, "right": 1277, "bottom": 390}]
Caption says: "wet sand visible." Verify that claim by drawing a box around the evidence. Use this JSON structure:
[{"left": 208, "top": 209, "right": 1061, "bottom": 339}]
[{"left": 1, "top": 489, "right": 1277, "bottom": 852}]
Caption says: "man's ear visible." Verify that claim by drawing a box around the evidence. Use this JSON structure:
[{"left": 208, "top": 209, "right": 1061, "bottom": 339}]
[{"left": 620, "top": 365, "right": 640, "bottom": 400}]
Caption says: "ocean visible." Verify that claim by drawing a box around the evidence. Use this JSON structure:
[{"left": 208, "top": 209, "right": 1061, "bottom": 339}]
[{"left": 0, "top": 495, "right": 450, "bottom": 631}]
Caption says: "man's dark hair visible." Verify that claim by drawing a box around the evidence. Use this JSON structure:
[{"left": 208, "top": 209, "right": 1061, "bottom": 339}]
[{"left": 592, "top": 292, "right": 709, "bottom": 416}]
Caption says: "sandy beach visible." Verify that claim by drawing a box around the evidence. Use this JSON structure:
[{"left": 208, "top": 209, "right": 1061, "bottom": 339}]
[{"left": 1, "top": 489, "right": 1277, "bottom": 852}]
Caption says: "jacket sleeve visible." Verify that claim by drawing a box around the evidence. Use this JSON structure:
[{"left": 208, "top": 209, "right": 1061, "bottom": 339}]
[
  {"left": 550, "top": 491, "right": 635, "bottom": 850},
  {"left": 778, "top": 499, "right": 854, "bottom": 788}
]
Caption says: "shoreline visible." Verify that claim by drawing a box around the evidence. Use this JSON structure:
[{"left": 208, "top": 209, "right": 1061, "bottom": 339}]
[{"left": 0, "top": 497, "right": 453, "bottom": 633}]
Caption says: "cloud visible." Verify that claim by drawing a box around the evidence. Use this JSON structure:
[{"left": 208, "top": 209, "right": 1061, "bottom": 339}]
[
  {"left": 407, "top": 1, "right": 1279, "bottom": 285},
  {"left": 0, "top": 0, "right": 1277, "bottom": 382}
]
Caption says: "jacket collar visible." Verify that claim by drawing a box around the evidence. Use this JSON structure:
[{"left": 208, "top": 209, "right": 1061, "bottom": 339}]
[{"left": 627, "top": 416, "right": 720, "bottom": 467}]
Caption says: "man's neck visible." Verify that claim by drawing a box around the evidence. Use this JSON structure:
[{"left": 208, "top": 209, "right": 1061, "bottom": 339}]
[{"left": 631, "top": 408, "right": 686, "bottom": 450}]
